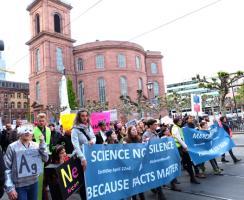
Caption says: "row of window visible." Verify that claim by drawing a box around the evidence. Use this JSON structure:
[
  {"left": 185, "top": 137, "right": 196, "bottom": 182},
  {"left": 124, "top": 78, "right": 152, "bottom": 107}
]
[
  {"left": 76, "top": 55, "right": 158, "bottom": 74},
  {"left": 3, "top": 93, "right": 28, "bottom": 99},
  {"left": 0, "top": 81, "right": 29, "bottom": 89},
  {"left": 35, "top": 48, "right": 159, "bottom": 75},
  {"left": 35, "top": 78, "right": 160, "bottom": 106},
  {"left": 77, "top": 77, "right": 160, "bottom": 107},
  {"left": 35, "top": 47, "right": 64, "bottom": 72},
  {"left": 3, "top": 102, "right": 28, "bottom": 109},
  {"left": 2, "top": 113, "right": 27, "bottom": 120},
  {"left": 35, "top": 13, "right": 61, "bottom": 35}
]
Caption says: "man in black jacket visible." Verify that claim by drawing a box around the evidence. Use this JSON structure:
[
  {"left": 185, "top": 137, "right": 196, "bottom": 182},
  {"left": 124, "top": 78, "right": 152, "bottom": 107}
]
[
  {"left": 96, "top": 121, "right": 107, "bottom": 144},
  {"left": 0, "top": 148, "right": 5, "bottom": 198}
]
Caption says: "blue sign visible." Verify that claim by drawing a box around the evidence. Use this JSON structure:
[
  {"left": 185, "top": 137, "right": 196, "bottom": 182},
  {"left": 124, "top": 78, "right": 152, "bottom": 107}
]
[
  {"left": 84, "top": 137, "right": 181, "bottom": 200},
  {"left": 193, "top": 95, "right": 200, "bottom": 103},
  {"left": 183, "top": 124, "right": 236, "bottom": 165}
]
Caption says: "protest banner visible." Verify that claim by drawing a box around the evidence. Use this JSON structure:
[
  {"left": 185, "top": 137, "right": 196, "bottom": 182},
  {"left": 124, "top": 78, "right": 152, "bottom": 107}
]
[
  {"left": 16, "top": 149, "right": 43, "bottom": 178},
  {"left": 84, "top": 137, "right": 181, "bottom": 200},
  {"left": 90, "top": 112, "right": 110, "bottom": 133},
  {"left": 183, "top": 123, "right": 236, "bottom": 165},
  {"left": 60, "top": 113, "right": 76, "bottom": 132},
  {"left": 45, "top": 156, "right": 83, "bottom": 200}
]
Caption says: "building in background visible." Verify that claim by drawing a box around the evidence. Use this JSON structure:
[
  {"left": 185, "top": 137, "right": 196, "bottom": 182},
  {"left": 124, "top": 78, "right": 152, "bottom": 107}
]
[
  {"left": 0, "top": 52, "right": 6, "bottom": 80},
  {"left": 167, "top": 79, "right": 218, "bottom": 95},
  {"left": 0, "top": 80, "right": 29, "bottom": 125},
  {"left": 26, "top": 0, "right": 166, "bottom": 119}
]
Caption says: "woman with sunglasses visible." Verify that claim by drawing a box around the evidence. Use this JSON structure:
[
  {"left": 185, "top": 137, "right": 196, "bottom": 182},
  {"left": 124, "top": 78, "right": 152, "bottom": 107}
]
[{"left": 4, "top": 124, "right": 49, "bottom": 200}]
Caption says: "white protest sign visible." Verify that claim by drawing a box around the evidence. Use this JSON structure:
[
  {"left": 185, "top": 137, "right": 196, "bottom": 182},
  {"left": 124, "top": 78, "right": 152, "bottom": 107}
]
[
  {"left": 16, "top": 149, "right": 43, "bottom": 178},
  {"left": 125, "top": 119, "right": 137, "bottom": 128},
  {"left": 103, "top": 109, "right": 118, "bottom": 121}
]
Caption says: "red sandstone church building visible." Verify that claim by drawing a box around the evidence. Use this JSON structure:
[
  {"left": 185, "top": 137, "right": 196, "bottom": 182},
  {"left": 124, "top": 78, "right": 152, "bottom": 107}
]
[{"left": 26, "top": 0, "right": 166, "bottom": 118}]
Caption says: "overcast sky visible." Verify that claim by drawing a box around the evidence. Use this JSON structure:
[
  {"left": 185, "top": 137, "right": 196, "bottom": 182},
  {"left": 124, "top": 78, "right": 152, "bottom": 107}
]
[{"left": 0, "top": 0, "right": 243, "bottom": 85}]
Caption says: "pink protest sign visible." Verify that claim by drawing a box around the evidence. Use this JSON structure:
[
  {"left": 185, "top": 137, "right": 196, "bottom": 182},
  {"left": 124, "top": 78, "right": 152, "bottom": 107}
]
[{"left": 90, "top": 112, "right": 110, "bottom": 133}]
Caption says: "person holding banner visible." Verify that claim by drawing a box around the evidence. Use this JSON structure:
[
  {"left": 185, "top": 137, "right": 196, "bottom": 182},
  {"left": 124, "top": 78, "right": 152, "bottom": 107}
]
[
  {"left": 125, "top": 125, "right": 145, "bottom": 200},
  {"left": 171, "top": 117, "right": 200, "bottom": 184},
  {"left": 184, "top": 115, "right": 206, "bottom": 179},
  {"left": 71, "top": 108, "right": 96, "bottom": 200},
  {"left": 4, "top": 124, "right": 49, "bottom": 200},
  {"left": 219, "top": 116, "right": 241, "bottom": 163},
  {"left": 142, "top": 119, "right": 167, "bottom": 200},
  {"left": 199, "top": 121, "right": 223, "bottom": 175}
]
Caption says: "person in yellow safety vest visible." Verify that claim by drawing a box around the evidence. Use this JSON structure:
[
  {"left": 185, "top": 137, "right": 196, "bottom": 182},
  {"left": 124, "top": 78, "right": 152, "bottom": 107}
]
[
  {"left": 33, "top": 113, "right": 51, "bottom": 200},
  {"left": 171, "top": 117, "right": 200, "bottom": 184}
]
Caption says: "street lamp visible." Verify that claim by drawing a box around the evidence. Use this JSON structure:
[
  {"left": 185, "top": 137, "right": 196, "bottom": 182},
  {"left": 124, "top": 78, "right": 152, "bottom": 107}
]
[
  {"left": 146, "top": 81, "right": 153, "bottom": 91},
  {"left": 146, "top": 81, "right": 154, "bottom": 117}
]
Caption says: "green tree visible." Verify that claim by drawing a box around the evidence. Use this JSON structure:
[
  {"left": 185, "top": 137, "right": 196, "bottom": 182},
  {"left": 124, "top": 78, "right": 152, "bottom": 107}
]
[
  {"left": 201, "top": 94, "right": 219, "bottom": 113},
  {"left": 83, "top": 100, "right": 109, "bottom": 113},
  {"left": 196, "top": 71, "right": 243, "bottom": 112},
  {"left": 236, "top": 85, "right": 244, "bottom": 106},
  {"left": 67, "top": 77, "right": 78, "bottom": 110},
  {"left": 166, "top": 92, "right": 191, "bottom": 114}
]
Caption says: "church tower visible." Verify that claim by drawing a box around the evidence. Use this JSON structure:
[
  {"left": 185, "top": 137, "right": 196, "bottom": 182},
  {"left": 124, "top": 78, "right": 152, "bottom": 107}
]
[{"left": 26, "top": 0, "right": 75, "bottom": 118}]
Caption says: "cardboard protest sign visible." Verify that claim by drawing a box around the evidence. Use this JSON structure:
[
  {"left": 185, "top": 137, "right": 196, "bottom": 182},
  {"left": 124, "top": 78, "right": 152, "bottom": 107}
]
[
  {"left": 45, "top": 156, "right": 83, "bottom": 200},
  {"left": 60, "top": 113, "right": 76, "bottom": 132},
  {"left": 16, "top": 149, "right": 43, "bottom": 178},
  {"left": 103, "top": 109, "right": 118, "bottom": 121},
  {"left": 90, "top": 112, "right": 110, "bottom": 133}
]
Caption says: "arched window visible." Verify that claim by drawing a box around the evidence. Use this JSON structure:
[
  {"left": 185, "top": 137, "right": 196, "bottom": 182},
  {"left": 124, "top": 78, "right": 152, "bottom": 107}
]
[
  {"left": 24, "top": 102, "right": 28, "bottom": 109},
  {"left": 153, "top": 81, "right": 159, "bottom": 97},
  {"left": 36, "top": 48, "right": 41, "bottom": 72},
  {"left": 120, "top": 76, "right": 128, "bottom": 96},
  {"left": 77, "top": 58, "right": 84, "bottom": 71},
  {"left": 11, "top": 102, "right": 15, "bottom": 109},
  {"left": 138, "top": 78, "right": 143, "bottom": 90},
  {"left": 78, "top": 81, "right": 85, "bottom": 107},
  {"left": 56, "top": 48, "right": 64, "bottom": 72},
  {"left": 96, "top": 55, "right": 104, "bottom": 68},
  {"left": 98, "top": 78, "right": 106, "bottom": 103},
  {"left": 136, "top": 56, "right": 141, "bottom": 69},
  {"left": 36, "top": 81, "right": 40, "bottom": 102},
  {"left": 17, "top": 102, "right": 21, "bottom": 109},
  {"left": 118, "top": 54, "right": 126, "bottom": 68},
  {"left": 151, "top": 63, "right": 158, "bottom": 74},
  {"left": 54, "top": 13, "right": 61, "bottom": 33},
  {"left": 35, "top": 14, "right": 40, "bottom": 34}
]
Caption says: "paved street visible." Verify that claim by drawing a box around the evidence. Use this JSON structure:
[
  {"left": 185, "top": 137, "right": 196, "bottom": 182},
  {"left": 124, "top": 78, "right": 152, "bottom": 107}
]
[{"left": 2, "top": 134, "right": 244, "bottom": 200}]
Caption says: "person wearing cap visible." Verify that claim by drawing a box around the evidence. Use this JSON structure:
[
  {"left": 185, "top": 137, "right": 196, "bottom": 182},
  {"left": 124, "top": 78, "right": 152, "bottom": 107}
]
[
  {"left": 96, "top": 121, "right": 107, "bottom": 144},
  {"left": 142, "top": 119, "right": 167, "bottom": 200},
  {"left": 4, "top": 124, "right": 49, "bottom": 200}
]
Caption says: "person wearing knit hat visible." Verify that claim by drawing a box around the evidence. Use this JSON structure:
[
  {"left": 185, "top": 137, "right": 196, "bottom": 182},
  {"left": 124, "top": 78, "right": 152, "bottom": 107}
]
[{"left": 4, "top": 123, "right": 49, "bottom": 200}]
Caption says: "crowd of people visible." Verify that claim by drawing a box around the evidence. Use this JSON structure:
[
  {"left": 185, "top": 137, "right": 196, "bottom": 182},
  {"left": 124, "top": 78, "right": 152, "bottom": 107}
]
[{"left": 0, "top": 110, "right": 241, "bottom": 200}]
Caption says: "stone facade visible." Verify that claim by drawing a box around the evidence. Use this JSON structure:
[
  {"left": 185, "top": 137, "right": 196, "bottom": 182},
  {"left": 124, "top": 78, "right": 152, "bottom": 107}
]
[
  {"left": 0, "top": 80, "right": 29, "bottom": 125},
  {"left": 27, "top": 0, "right": 166, "bottom": 119}
]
